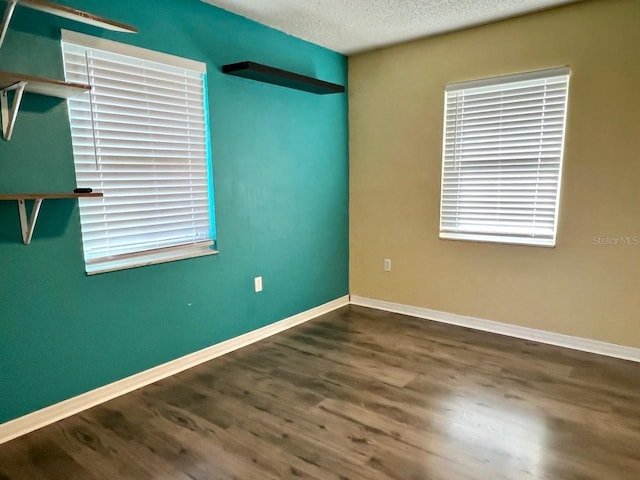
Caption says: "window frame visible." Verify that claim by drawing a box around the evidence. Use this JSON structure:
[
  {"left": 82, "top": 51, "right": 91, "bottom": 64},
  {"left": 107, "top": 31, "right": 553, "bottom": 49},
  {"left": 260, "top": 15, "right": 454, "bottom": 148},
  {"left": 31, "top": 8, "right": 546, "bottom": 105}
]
[
  {"left": 439, "top": 67, "right": 571, "bottom": 248},
  {"left": 61, "top": 30, "right": 217, "bottom": 275}
]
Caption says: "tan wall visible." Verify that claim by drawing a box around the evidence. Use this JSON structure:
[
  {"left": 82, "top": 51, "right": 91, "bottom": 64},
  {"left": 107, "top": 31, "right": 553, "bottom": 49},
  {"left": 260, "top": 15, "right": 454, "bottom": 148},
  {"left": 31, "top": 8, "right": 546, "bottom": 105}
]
[{"left": 349, "top": 0, "right": 640, "bottom": 348}]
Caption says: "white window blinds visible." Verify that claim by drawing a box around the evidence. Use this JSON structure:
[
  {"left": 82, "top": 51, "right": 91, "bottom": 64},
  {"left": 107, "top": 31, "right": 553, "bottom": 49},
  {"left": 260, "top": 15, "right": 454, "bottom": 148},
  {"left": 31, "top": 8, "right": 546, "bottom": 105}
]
[
  {"left": 61, "top": 31, "right": 215, "bottom": 274},
  {"left": 440, "top": 67, "right": 570, "bottom": 247}
]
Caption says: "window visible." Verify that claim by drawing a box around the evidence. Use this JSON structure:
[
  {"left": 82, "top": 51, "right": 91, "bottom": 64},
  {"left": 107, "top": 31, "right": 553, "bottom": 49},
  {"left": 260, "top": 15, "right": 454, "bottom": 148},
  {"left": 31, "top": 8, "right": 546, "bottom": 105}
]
[
  {"left": 440, "top": 67, "right": 570, "bottom": 247},
  {"left": 61, "top": 31, "right": 216, "bottom": 274}
]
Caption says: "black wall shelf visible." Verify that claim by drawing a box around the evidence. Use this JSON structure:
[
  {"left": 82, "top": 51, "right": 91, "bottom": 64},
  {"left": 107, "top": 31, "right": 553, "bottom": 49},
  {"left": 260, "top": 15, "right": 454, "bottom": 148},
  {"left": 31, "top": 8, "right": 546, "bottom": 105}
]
[{"left": 222, "top": 61, "right": 345, "bottom": 95}]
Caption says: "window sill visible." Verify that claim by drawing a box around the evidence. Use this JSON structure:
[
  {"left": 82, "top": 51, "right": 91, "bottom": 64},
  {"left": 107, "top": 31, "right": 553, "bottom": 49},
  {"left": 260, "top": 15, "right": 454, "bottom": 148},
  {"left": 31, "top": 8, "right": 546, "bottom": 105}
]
[
  {"left": 86, "top": 243, "right": 218, "bottom": 275},
  {"left": 439, "top": 232, "right": 556, "bottom": 248}
]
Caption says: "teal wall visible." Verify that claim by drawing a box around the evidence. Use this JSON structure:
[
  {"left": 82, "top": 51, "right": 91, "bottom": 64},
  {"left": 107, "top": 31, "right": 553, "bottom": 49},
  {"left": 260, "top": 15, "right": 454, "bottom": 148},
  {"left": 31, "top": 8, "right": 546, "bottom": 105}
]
[{"left": 0, "top": 0, "right": 348, "bottom": 423}]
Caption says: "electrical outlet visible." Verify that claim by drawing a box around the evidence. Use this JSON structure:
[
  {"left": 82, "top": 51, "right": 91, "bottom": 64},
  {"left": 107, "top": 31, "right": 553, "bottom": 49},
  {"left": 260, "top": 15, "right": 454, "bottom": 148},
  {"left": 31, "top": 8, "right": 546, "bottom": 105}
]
[
  {"left": 254, "top": 276, "right": 263, "bottom": 292},
  {"left": 384, "top": 259, "right": 392, "bottom": 272}
]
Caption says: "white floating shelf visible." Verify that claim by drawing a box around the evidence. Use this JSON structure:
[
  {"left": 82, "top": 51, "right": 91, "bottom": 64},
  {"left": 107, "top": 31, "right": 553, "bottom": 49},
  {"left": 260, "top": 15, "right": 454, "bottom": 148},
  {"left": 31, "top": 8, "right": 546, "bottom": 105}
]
[
  {"left": 21, "top": 0, "right": 137, "bottom": 32},
  {"left": 0, "top": 71, "right": 91, "bottom": 98},
  {"left": 0, "top": 0, "right": 137, "bottom": 48},
  {"left": 0, "top": 71, "right": 90, "bottom": 140},
  {"left": 0, "top": 192, "right": 103, "bottom": 244}
]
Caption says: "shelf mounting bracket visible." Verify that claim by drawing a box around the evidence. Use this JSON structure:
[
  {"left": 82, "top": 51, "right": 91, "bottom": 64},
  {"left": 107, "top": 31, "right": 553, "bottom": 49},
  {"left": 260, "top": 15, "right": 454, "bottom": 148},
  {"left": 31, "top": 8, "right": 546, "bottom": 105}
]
[
  {"left": 0, "top": 0, "right": 18, "bottom": 49},
  {"left": 17, "top": 197, "right": 43, "bottom": 244},
  {"left": 1, "top": 80, "right": 27, "bottom": 141}
]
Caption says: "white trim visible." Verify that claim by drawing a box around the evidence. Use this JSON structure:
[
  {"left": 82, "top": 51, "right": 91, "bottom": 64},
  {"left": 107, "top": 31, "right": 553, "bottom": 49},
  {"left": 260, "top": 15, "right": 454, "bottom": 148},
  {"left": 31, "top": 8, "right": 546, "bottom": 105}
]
[
  {"left": 445, "top": 66, "right": 570, "bottom": 92},
  {"left": 350, "top": 296, "right": 640, "bottom": 363},
  {"left": 0, "top": 295, "right": 349, "bottom": 445},
  {"left": 86, "top": 244, "right": 219, "bottom": 276},
  {"left": 6, "top": 293, "right": 637, "bottom": 445},
  {"left": 439, "top": 232, "right": 555, "bottom": 248},
  {"left": 61, "top": 30, "right": 206, "bottom": 73}
]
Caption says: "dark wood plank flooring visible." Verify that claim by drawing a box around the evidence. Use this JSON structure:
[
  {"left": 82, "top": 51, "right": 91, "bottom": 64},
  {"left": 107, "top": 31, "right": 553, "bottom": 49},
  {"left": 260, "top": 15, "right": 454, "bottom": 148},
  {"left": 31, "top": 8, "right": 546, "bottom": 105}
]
[{"left": 1, "top": 305, "right": 639, "bottom": 479}]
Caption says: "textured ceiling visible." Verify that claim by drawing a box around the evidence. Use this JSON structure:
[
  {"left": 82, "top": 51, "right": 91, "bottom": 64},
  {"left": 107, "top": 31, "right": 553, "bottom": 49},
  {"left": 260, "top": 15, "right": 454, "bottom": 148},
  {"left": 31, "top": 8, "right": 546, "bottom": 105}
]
[{"left": 202, "top": 0, "right": 581, "bottom": 54}]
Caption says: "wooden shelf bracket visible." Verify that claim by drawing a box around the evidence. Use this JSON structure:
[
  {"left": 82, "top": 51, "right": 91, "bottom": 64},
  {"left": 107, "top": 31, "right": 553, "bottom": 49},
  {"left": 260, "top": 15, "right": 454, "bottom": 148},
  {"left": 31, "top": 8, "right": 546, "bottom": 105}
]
[{"left": 0, "top": 79, "right": 26, "bottom": 140}]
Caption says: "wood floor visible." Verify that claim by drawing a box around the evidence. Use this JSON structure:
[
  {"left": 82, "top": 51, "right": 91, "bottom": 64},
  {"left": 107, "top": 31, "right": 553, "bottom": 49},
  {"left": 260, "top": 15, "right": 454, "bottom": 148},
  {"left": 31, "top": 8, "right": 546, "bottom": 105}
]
[{"left": 1, "top": 305, "right": 639, "bottom": 479}]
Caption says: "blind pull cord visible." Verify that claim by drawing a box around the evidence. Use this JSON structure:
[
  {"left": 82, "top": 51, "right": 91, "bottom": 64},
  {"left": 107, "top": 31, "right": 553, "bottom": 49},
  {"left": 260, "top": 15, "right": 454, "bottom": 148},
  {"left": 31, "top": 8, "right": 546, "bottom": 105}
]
[{"left": 84, "top": 50, "right": 100, "bottom": 171}]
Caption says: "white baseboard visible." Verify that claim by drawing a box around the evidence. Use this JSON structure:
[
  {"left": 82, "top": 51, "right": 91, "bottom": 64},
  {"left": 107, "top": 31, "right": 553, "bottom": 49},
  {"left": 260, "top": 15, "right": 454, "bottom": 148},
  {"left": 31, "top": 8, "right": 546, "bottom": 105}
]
[
  {"left": 5, "top": 293, "right": 637, "bottom": 445},
  {"left": 0, "top": 295, "right": 349, "bottom": 445},
  {"left": 350, "top": 296, "right": 640, "bottom": 363}
]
